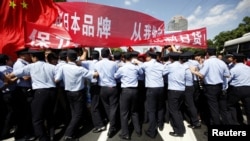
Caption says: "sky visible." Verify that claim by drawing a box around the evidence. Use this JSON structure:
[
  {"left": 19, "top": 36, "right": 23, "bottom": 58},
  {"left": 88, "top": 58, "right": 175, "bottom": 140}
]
[{"left": 67, "top": 0, "right": 250, "bottom": 40}]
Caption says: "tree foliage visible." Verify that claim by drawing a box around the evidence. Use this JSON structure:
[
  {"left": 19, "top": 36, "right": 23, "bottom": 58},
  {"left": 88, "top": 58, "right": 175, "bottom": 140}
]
[{"left": 213, "top": 16, "right": 250, "bottom": 52}]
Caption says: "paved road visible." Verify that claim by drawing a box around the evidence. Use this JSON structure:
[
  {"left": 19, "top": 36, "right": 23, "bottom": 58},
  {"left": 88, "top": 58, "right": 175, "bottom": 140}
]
[{"left": 3, "top": 120, "right": 208, "bottom": 141}]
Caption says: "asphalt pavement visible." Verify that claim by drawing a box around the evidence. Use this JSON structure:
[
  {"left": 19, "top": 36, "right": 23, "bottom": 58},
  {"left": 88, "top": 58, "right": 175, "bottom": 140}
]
[{"left": 3, "top": 120, "right": 208, "bottom": 141}]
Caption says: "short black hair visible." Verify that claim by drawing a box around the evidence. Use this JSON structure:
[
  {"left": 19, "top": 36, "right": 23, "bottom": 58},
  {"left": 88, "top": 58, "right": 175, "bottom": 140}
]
[
  {"left": 168, "top": 52, "right": 180, "bottom": 61},
  {"left": 233, "top": 53, "right": 245, "bottom": 63},
  {"left": 59, "top": 50, "right": 67, "bottom": 61},
  {"left": 91, "top": 51, "right": 99, "bottom": 60},
  {"left": 123, "top": 52, "right": 131, "bottom": 60},
  {"left": 161, "top": 54, "right": 169, "bottom": 61},
  {"left": 131, "top": 51, "right": 139, "bottom": 58},
  {"left": 47, "top": 52, "right": 58, "bottom": 63},
  {"left": 207, "top": 47, "right": 216, "bottom": 56},
  {"left": 67, "top": 49, "right": 78, "bottom": 61},
  {"left": 16, "top": 48, "right": 29, "bottom": 56},
  {"left": 101, "top": 48, "right": 110, "bottom": 58},
  {"left": 0, "top": 54, "right": 9, "bottom": 65},
  {"left": 31, "top": 52, "right": 45, "bottom": 61},
  {"left": 146, "top": 51, "right": 157, "bottom": 59},
  {"left": 113, "top": 51, "right": 122, "bottom": 60}
]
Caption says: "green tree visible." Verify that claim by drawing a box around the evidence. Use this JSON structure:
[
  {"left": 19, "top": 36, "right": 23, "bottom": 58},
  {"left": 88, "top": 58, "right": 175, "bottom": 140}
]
[
  {"left": 213, "top": 16, "right": 250, "bottom": 52},
  {"left": 207, "top": 39, "right": 214, "bottom": 47},
  {"left": 111, "top": 48, "right": 123, "bottom": 54}
]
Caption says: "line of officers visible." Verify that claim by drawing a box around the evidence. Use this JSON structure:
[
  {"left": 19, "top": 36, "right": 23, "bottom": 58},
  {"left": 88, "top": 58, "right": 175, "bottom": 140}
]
[{"left": 0, "top": 46, "right": 250, "bottom": 141}]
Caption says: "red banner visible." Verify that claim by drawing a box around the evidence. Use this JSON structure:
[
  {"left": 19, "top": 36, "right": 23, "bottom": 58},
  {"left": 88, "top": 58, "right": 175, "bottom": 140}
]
[
  {"left": 24, "top": 2, "right": 207, "bottom": 49},
  {"left": 150, "top": 27, "right": 207, "bottom": 49},
  {"left": 54, "top": 2, "right": 164, "bottom": 47}
]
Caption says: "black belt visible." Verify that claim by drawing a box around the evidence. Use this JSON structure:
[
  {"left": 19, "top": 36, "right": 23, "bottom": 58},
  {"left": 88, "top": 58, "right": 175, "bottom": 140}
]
[
  {"left": 101, "top": 86, "right": 116, "bottom": 88},
  {"left": 123, "top": 87, "right": 137, "bottom": 89},
  {"left": 204, "top": 83, "right": 222, "bottom": 86},
  {"left": 35, "top": 88, "right": 55, "bottom": 91},
  {"left": 91, "top": 82, "right": 98, "bottom": 86}
]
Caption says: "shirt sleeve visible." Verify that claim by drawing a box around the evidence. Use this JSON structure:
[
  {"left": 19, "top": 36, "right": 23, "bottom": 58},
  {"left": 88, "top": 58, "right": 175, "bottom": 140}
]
[
  {"left": 228, "top": 69, "right": 235, "bottom": 84},
  {"left": 54, "top": 67, "right": 63, "bottom": 82},
  {"left": 199, "top": 61, "right": 208, "bottom": 76},
  {"left": 137, "top": 65, "right": 143, "bottom": 75},
  {"left": 114, "top": 67, "right": 122, "bottom": 79},
  {"left": 163, "top": 64, "right": 169, "bottom": 76},
  {"left": 81, "top": 61, "right": 89, "bottom": 69},
  {"left": 223, "top": 64, "right": 230, "bottom": 77},
  {"left": 13, "top": 64, "right": 31, "bottom": 77},
  {"left": 80, "top": 67, "right": 93, "bottom": 80}
]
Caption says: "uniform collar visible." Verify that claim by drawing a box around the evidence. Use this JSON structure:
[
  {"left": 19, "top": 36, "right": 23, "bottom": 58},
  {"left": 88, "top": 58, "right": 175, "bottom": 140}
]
[
  {"left": 209, "top": 56, "right": 217, "bottom": 59},
  {"left": 68, "top": 62, "right": 76, "bottom": 65},
  {"left": 149, "top": 59, "right": 156, "bottom": 63},
  {"left": 58, "top": 60, "right": 67, "bottom": 64},
  {"left": 17, "top": 58, "right": 29, "bottom": 65}
]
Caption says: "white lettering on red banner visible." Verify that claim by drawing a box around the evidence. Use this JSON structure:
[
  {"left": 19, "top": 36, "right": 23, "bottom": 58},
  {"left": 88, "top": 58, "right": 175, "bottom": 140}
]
[
  {"left": 192, "top": 31, "right": 202, "bottom": 45},
  {"left": 180, "top": 34, "right": 191, "bottom": 44},
  {"left": 71, "top": 12, "right": 81, "bottom": 34},
  {"left": 97, "top": 16, "right": 111, "bottom": 39},
  {"left": 29, "top": 29, "right": 51, "bottom": 48},
  {"left": 130, "top": 22, "right": 142, "bottom": 41},
  {"left": 36, "top": 32, "right": 51, "bottom": 48},
  {"left": 27, "top": 2, "right": 208, "bottom": 49},
  {"left": 64, "top": 13, "right": 69, "bottom": 30},
  {"left": 82, "top": 14, "right": 94, "bottom": 37},
  {"left": 26, "top": 25, "right": 74, "bottom": 49},
  {"left": 150, "top": 27, "right": 207, "bottom": 48}
]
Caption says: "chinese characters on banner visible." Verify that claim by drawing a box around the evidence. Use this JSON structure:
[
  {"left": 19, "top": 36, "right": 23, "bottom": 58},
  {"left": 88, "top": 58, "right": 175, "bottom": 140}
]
[
  {"left": 24, "top": 2, "right": 207, "bottom": 49},
  {"left": 25, "top": 22, "right": 76, "bottom": 49},
  {"left": 25, "top": 2, "right": 164, "bottom": 49},
  {"left": 150, "top": 27, "right": 207, "bottom": 49}
]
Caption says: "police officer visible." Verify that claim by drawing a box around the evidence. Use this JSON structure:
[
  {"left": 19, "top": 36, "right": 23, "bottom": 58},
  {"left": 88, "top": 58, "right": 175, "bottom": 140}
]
[
  {"left": 137, "top": 51, "right": 165, "bottom": 139},
  {"left": 0, "top": 54, "right": 16, "bottom": 139},
  {"left": 81, "top": 51, "right": 106, "bottom": 133},
  {"left": 9, "top": 49, "right": 56, "bottom": 141},
  {"left": 180, "top": 52, "right": 201, "bottom": 129},
  {"left": 55, "top": 49, "right": 98, "bottom": 141},
  {"left": 54, "top": 50, "right": 71, "bottom": 127},
  {"left": 190, "top": 47, "right": 230, "bottom": 125},
  {"left": 227, "top": 53, "right": 250, "bottom": 125},
  {"left": 95, "top": 48, "right": 118, "bottom": 138},
  {"left": 13, "top": 48, "right": 35, "bottom": 140},
  {"left": 164, "top": 52, "right": 186, "bottom": 137},
  {"left": 114, "top": 52, "right": 143, "bottom": 140},
  {"left": 0, "top": 72, "right": 7, "bottom": 140},
  {"left": 161, "top": 54, "right": 171, "bottom": 124},
  {"left": 131, "top": 51, "right": 146, "bottom": 124}
]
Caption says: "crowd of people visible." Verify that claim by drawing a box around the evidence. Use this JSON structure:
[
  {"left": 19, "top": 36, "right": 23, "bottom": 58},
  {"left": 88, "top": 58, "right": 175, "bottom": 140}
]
[{"left": 0, "top": 45, "right": 249, "bottom": 141}]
